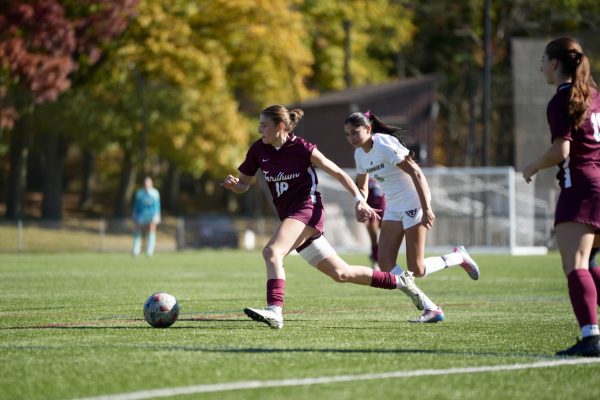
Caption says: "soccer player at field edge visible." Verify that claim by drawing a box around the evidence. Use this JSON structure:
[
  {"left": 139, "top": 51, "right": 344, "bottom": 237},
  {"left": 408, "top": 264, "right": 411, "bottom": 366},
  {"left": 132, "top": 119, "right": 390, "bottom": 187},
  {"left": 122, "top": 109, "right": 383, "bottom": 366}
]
[
  {"left": 221, "top": 104, "right": 432, "bottom": 329},
  {"left": 523, "top": 37, "right": 600, "bottom": 357},
  {"left": 132, "top": 176, "right": 161, "bottom": 257},
  {"left": 344, "top": 110, "right": 480, "bottom": 323},
  {"left": 366, "top": 177, "right": 386, "bottom": 270}
]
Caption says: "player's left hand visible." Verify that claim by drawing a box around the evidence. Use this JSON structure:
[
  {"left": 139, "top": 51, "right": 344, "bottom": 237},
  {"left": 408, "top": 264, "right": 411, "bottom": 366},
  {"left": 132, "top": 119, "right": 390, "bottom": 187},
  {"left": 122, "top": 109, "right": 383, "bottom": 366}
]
[
  {"left": 355, "top": 201, "right": 380, "bottom": 223},
  {"left": 422, "top": 208, "right": 435, "bottom": 230}
]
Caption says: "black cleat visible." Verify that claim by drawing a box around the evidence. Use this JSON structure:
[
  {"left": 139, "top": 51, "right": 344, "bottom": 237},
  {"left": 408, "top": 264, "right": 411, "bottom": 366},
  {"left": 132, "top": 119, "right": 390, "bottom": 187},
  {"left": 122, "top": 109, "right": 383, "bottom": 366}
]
[{"left": 556, "top": 336, "right": 600, "bottom": 357}]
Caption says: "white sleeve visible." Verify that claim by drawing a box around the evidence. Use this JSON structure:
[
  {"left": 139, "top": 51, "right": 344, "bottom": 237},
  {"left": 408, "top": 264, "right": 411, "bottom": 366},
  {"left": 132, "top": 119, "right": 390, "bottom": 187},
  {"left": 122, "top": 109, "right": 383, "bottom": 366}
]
[
  {"left": 379, "top": 140, "right": 409, "bottom": 166},
  {"left": 354, "top": 151, "right": 366, "bottom": 174}
]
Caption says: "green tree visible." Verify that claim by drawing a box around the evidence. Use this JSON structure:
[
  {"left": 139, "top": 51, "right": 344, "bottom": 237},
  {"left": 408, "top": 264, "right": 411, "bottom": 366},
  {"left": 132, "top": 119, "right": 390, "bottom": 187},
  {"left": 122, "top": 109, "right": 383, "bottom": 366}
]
[
  {"left": 299, "top": 0, "right": 415, "bottom": 90},
  {"left": 0, "top": 0, "right": 138, "bottom": 219},
  {"left": 405, "top": 0, "right": 600, "bottom": 167}
]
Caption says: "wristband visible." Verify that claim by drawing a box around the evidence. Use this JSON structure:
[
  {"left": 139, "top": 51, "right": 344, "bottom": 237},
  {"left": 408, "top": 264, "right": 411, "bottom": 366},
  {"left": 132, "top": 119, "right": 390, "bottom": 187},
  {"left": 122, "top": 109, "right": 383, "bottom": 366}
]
[{"left": 354, "top": 194, "right": 364, "bottom": 204}]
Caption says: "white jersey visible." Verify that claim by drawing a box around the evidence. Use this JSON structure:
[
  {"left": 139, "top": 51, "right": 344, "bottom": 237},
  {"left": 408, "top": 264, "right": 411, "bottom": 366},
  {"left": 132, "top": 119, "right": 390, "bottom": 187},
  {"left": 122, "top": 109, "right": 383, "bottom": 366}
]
[{"left": 354, "top": 133, "right": 424, "bottom": 211}]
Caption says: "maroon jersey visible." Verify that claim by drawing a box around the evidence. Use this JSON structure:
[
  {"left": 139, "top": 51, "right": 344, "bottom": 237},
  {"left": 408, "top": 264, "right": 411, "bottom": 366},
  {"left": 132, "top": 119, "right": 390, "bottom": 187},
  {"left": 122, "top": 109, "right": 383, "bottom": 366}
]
[
  {"left": 367, "top": 177, "right": 386, "bottom": 209},
  {"left": 548, "top": 84, "right": 600, "bottom": 228},
  {"left": 548, "top": 83, "right": 600, "bottom": 188},
  {"left": 238, "top": 135, "right": 323, "bottom": 223},
  {"left": 367, "top": 177, "right": 386, "bottom": 220}
]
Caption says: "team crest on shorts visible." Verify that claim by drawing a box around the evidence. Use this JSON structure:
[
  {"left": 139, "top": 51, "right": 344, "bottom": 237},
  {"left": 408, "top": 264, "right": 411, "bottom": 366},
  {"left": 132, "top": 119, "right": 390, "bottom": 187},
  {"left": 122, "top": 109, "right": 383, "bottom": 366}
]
[{"left": 405, "top": 209, "right": 418, "bottom": 218}]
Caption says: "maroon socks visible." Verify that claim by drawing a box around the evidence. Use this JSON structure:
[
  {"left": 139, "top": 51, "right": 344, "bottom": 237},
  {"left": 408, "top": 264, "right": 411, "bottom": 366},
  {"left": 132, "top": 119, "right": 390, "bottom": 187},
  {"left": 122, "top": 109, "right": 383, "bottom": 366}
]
[
  {"left": 370, "top": 270, "right": 397, "bottom": 290},
  {"left": 267, "top": 279, "right": 285, "bottom": 307},
  {"left": 567, "top": 269, "right": 598, "bottom": 327}
]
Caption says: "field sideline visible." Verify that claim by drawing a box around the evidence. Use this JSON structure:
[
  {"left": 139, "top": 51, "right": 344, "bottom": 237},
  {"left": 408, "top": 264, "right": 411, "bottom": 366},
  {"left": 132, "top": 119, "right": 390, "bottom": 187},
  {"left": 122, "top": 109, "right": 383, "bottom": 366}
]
[{"left": 1, "top": 251, "right": 598, "bottom": 400}]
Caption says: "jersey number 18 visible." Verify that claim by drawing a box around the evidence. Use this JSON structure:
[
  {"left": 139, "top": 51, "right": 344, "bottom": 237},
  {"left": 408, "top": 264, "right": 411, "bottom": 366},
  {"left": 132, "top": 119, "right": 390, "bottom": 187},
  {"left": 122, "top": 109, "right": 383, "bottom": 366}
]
[{"left": 275, "top": 181, "right": 289, "bottom": 197}]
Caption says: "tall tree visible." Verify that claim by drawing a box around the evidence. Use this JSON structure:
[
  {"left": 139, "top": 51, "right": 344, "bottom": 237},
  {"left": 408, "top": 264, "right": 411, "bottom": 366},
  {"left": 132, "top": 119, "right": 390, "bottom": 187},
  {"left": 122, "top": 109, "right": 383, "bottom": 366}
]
[
  {"left": 0, "top": 0, "right": 138, "bottom": 219},
  {"left": 299, "top": 0, "right": 415, "bottom": 91}
]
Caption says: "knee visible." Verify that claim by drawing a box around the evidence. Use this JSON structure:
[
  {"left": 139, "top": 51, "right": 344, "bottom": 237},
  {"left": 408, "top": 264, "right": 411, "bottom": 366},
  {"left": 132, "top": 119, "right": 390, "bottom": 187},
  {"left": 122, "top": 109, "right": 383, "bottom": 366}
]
[
  {"left": 262, "top": 245, "right": 284, "bottom": 264},
  {"left": 407, "top": 261, "right": 426, "bottom": 278}
]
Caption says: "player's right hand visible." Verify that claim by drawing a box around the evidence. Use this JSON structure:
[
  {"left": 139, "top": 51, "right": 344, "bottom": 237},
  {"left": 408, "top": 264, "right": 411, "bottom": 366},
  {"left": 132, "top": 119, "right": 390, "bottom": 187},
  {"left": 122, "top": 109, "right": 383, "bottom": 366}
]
[{"left": 221, "top": 175, "right": 239, "bottom": 190}]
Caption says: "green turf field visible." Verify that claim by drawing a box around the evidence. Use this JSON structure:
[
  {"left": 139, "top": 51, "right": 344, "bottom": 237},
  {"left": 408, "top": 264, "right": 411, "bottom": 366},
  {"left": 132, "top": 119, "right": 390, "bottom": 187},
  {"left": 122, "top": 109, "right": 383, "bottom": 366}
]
[{"left": 1, "top": 251, "right": 599, "bottom": 400}]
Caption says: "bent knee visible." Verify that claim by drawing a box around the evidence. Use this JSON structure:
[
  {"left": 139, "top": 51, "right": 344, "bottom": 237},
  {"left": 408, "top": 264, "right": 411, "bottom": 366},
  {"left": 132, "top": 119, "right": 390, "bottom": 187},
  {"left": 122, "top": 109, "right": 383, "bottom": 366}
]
[
  {"left": 262, "top": 245, "right": 284, "bottom": 263},
  {"left": 407, "top": 263, "right": 426, "bottom": 278},
  {"left": 411, "top": 269, "right": 426, "bottom": 278}
]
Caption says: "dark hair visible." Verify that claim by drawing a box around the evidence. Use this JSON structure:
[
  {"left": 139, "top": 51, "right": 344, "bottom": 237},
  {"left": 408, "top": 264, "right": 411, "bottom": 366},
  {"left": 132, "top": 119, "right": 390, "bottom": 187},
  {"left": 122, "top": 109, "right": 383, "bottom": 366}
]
[
  {"left": 261, "top": 105, "right": 304, "bottom": 133},
  {"left": 545, "top": 37, "right": 598, "bottom": 129},
  {"left": 344, "top": 111, "right": 413, "bottom": 156}
]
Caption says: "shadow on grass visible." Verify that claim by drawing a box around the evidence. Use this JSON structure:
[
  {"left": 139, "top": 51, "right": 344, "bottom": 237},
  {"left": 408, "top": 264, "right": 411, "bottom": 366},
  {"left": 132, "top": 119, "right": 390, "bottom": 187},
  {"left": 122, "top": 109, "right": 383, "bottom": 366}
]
[{"left": 0, "top": 341, "right": 553, "bottom": 360}]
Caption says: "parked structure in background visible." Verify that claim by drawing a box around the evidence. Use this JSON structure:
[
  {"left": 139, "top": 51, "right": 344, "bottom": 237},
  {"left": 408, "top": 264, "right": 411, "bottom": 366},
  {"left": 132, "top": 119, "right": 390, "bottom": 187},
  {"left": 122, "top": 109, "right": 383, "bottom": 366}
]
[{"left": 291, "top": 75, "right": 440, "bottom": 168}]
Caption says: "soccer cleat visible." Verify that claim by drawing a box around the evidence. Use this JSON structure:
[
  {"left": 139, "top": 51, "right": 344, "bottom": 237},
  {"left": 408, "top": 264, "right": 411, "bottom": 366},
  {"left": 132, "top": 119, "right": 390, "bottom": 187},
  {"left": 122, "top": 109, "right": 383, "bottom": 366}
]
[
  {"left": 243, "top": 307, "right": 283, "bottom": 329},
  {"left": 408, "top": 308, "right": 445, "bottom": 323},
  {"left": 556, "top": 336, "right": 600, "bottom": 357},
  {"left": 454, "top": 246, "right": 480, "bottom": 280},
  {"left": 397, "top": 271, "right": 425, "bottom": 311}
]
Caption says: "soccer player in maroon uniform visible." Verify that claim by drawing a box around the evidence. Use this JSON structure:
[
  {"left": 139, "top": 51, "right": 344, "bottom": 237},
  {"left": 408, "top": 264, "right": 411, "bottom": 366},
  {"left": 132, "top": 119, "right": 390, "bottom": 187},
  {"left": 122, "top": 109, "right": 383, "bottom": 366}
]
[
  {"left": 222, "top": 105, "right": 436, "bottom": 329},
  {"left": 523, "top": 37, "right": 600, "bottom": 357},
  {"left": 366, "top": 177, "right": 386, "bottom": 269}
]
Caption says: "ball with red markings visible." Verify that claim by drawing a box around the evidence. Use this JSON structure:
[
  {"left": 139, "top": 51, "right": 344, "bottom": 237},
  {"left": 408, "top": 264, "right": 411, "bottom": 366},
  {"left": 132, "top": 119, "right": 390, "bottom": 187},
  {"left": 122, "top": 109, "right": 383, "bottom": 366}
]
[{"left": 143, "top": 292, "right": 180, "bottom": 328}]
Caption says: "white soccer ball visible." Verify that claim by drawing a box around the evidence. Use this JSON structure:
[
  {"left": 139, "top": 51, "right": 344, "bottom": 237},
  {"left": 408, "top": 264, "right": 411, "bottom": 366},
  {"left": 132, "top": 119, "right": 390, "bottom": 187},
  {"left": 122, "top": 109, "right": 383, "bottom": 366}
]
[{"left": 143, "top": 292, "right": 180, "bottom": 328}]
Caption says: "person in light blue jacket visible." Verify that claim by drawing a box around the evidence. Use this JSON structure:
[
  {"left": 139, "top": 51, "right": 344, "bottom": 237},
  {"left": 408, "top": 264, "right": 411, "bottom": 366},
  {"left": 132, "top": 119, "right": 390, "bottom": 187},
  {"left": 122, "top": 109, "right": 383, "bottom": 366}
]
[{"left": 132, "top": 176, "right": 161, "bottom": 256}]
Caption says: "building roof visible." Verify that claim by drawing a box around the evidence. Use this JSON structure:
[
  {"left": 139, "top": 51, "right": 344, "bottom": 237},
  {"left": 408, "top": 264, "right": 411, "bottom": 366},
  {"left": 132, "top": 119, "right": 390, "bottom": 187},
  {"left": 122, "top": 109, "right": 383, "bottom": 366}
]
[{"left": 296, "top": 74, "right": 441, "bottom": 108}]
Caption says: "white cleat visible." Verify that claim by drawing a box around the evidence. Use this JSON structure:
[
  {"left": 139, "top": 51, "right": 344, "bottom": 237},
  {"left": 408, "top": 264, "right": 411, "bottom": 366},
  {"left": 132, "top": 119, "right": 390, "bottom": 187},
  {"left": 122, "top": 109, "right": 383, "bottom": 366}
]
[
  {"left": 408, "top": 308, "right": 445, "bottom": 323},
  {"left": 397, "top": 271, "right": 425, "bottom": 311},
  {"left": 243, "top": 307, "right": 283, "bottom": 329},
  {"left": 454, "top": 246, "right": 480, "bottom": 280}
]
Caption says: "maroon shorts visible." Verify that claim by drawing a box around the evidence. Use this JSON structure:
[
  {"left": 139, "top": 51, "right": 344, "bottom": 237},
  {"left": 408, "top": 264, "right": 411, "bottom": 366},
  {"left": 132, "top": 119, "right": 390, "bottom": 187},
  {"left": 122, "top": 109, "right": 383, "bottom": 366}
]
[
  {"left": 282, "top": 197, "right": 325, "bottom": 234},
  {"left": 555, "top": 181, "right": 600, "bottom": 229},
  {"left": 367, "top": 196, "right": 386, "bottom": 222}
]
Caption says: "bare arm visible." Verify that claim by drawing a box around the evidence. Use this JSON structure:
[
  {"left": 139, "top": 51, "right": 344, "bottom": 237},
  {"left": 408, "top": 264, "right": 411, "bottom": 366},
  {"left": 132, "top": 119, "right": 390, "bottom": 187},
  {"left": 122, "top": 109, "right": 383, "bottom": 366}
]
[
  {"left": 221, "top": 172, "right": 253, "bottom": 193},
  {"left": 311, "top": 149, "right": 361, "bottom": 197},
  {"left": 397, "top": 157, "right": 434, "bottom": 229},
  {"left": 523, "top": 138, "right": 569, "bottom": 183},
  {"left": 356, "top": 173, "right": 369, "bottom": 200},
  {"left": 311, "top": 149, "right": 378, "bottom": 221}
]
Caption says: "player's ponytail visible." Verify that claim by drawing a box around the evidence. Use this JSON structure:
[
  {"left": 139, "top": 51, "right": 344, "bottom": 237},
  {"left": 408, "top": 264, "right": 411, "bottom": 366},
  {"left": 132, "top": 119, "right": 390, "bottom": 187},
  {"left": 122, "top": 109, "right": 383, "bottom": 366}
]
[
  {"left": 288, "top": 108, "right": 304, "bottom": 132},
  {"left": 545, "top": 38, "right": 598, "bottom": 129},
  {"left": 261, "top": 105, "right": 304, "bottom": 133}
]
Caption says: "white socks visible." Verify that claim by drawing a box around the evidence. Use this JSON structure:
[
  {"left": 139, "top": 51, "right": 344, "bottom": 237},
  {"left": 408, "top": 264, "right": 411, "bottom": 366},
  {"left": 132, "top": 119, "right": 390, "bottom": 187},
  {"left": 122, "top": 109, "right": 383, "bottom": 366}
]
[
  {"left": 581, "top": 324, "right": 600, "bottom": 338},
  {"left": 423, "top": 252, "right": 464, "bottom": 277}
]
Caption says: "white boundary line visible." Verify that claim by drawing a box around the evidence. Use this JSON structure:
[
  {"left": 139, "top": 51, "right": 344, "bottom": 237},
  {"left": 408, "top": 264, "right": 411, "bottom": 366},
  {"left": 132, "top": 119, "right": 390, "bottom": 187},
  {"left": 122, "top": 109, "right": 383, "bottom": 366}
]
[{"left": 74, "top": 358, "right": 600, "bottom": 400}]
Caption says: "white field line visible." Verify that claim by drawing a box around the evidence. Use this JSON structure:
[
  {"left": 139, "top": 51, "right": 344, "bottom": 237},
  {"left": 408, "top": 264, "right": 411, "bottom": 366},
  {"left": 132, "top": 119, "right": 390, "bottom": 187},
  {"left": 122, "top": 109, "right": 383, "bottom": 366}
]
[{"left": 73, "top": 358, "right": 600, "bottom": 400}]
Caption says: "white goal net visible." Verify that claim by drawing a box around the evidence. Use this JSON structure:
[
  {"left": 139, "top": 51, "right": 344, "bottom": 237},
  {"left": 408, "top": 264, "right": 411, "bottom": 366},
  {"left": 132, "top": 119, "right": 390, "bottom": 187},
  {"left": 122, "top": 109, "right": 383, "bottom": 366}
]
[{"left": 317, "top": 167, "right": 551, "bottom": 255}]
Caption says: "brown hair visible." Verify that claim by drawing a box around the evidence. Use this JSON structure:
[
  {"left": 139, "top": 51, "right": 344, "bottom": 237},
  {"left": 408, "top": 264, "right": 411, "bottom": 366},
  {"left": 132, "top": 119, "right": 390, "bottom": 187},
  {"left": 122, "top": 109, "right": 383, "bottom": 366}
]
[
  {"left": 545, "top": 37, "right": 598, "bottom": 129},
  {"left": 261, "top": 105, "right": 304, "bottom": 133}
]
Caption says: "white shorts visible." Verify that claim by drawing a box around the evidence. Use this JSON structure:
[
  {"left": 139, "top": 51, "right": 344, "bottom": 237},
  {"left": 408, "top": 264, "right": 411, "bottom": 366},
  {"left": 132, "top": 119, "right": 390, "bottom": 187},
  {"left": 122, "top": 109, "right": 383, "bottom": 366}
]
[{"left": 382, "top": 206, "right": 423, "bottom": 230}]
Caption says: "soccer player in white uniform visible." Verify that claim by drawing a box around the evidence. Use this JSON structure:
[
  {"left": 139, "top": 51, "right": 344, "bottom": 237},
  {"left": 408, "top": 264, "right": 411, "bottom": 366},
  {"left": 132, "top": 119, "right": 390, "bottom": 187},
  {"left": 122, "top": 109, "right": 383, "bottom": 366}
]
[
  {"left": 345, "top": 111, "right": 480, "bottom": 323},
  {"left": 222, "top": 105, "right": 433, "bottom": 329},
  {"left": 132, "top": 176, "right": 161, "bottom": 256}
]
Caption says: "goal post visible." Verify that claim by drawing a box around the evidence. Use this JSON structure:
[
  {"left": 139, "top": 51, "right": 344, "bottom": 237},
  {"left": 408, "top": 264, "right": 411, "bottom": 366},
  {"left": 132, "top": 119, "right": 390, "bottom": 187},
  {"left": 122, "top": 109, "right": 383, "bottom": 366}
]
[{"left": 316, "top": 166, "right": 549, "bottom": 255}]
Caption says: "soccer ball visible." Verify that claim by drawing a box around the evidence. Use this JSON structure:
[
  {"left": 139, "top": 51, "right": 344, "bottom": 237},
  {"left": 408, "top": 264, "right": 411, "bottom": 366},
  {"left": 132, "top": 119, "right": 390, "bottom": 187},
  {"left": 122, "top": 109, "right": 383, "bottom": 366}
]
[{"left": 143, "top": 292, "right": 180, "bottom": 328}]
